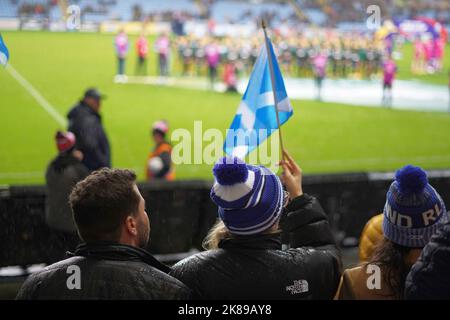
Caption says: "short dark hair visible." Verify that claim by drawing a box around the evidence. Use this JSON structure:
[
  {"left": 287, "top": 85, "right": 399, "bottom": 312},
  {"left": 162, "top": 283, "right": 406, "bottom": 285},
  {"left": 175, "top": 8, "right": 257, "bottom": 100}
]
[{"left": 69, "top": 168, "right": 140, "bottom": 243}]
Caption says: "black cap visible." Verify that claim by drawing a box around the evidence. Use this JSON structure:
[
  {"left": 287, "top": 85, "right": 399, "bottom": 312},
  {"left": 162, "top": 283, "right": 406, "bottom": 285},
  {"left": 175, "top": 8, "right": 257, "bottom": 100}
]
[{"left": 84, "top": 88, "right": 106, "bottom": 100}]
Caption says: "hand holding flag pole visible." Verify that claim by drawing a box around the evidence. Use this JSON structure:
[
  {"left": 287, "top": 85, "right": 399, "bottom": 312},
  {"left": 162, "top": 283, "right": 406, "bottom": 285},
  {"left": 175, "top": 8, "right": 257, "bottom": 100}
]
[{"left": 261, "top": 19, "right": 285, "bottom": 161}]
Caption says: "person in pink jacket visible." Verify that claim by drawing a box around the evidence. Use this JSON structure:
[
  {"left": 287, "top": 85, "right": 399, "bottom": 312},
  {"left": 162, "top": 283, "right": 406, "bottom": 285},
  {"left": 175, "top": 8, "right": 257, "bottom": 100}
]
[
  {"left": 135, "top": 32, "right": 149, "bottom": 75},
  {"left": 382, "top": 57, "right": 397, "bottom": 107},
  {"left": 155, "top": 32, "right": 171, "bottom": 76},
  {"left": 115, "top": 29, "right": 129, "bottom": 82}
]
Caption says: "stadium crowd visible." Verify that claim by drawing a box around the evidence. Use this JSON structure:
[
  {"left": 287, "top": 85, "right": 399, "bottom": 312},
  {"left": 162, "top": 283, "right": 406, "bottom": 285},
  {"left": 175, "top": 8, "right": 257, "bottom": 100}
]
[
  {"left": 17, "top": 141, "right": 450, "bottom": 299},
  {"left": 5, "top": 0, "right": 449, "bottom": 25}
]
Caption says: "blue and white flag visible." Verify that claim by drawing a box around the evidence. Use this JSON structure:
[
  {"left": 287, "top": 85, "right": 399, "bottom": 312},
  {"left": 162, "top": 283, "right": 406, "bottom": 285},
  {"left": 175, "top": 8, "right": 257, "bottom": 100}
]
[
  {"left": 224, "top": 38, "right": 293, "bottom": 158},
  {"left": 0, "top": 34, "right": 10, "bottom": 66}
]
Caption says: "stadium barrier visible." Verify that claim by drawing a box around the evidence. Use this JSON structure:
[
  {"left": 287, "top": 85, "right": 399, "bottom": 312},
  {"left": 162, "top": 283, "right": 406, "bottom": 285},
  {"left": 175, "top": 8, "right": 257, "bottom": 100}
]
[{"left": 1, "top": 171, "right": 449, "bottom": 268}]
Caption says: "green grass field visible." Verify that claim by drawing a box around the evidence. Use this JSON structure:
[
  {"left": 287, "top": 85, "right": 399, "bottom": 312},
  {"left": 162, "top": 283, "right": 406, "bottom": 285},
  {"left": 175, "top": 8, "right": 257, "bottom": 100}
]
[{"left": 1, "top": 31, "right": 450, "bottom": 185}]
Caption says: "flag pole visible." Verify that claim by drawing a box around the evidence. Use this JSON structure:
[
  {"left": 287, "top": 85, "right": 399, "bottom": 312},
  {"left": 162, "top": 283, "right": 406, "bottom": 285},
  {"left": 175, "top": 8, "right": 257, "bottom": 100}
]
[{"left": 261, "top": 19, "right": 286, "bottom": 161}]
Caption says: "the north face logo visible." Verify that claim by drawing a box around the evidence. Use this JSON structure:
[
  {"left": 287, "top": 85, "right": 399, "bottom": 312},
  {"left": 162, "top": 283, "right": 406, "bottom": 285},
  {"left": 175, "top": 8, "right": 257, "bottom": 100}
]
[{"left": 286, "top": 280, "right": 309, "bottom": 295}]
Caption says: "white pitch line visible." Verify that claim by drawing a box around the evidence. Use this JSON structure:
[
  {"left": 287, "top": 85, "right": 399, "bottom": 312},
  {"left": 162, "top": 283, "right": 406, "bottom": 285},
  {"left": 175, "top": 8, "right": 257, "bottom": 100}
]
[{"left": 5, "top": 64, "right": 67, "bottom": 127}]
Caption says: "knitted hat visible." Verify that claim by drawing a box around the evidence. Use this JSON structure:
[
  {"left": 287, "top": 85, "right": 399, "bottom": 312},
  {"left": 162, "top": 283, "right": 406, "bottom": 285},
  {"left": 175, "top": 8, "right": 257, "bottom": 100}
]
[
  {"left": 210, "top": 156, "right": 284, "bottom": 235},
  {"left": 55, "top": 131, "right": 76, "bottom": 153},
  {"left": 152, "top": 120, "right": 169, "bottom": 135},
  {"left": 383, "top": 165, "right": 448, "bottom": 248}
]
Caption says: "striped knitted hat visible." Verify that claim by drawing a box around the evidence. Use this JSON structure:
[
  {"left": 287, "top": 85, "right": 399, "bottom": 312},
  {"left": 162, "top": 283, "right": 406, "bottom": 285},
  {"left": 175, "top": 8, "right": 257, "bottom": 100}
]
[
  {"left": 210, "top": 156, "right": 284, "bottom": 235},
  {"left": 383, "top": 165, "right": 448, "bottom": 248}
]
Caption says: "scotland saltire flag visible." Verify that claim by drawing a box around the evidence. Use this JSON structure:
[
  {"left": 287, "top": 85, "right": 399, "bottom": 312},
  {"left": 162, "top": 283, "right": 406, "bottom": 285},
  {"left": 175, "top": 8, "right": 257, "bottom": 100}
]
[
  {"left": 0, "top": 34, "right": 9, "bottom": 66},
  {"left": 224, "top": 38, "right": 293, "bottom": 158}
]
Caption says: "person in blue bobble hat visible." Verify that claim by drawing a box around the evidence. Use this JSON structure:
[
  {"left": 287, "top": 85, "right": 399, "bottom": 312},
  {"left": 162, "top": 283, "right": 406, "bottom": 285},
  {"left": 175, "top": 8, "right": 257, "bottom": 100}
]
[
  {"left": 335, "top": 164, "right": 448, "bottom": 300},
  {"left": 170, "top": 150, "right": 342, "bottom": 300}
]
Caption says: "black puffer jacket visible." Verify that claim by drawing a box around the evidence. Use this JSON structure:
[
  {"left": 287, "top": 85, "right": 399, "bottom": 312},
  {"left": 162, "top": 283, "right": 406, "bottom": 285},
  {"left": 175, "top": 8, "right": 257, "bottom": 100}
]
[
  {"left": 170, "top": 194, "right": 342, "bottom": 300},
  {"left": 405, "top": 220, "right": 450, "bottom": 300},
  {"left": 16, "top": 242, "right": 192, "bottom": 300},
  {"left": 67, "top": 102, "right": 111, "bottom": 171}
]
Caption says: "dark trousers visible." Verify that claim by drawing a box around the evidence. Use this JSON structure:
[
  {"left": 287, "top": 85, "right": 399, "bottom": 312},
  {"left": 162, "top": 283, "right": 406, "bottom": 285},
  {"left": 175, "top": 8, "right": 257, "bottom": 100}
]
[
  {"left": 159, "top": 54, "right": 169, "bottom": 76},
  {"left": 117, "top": 57, "right": 125, "bottom": 75},
  {"left": 135, "top": 56, "right": 147, "bottom": 75},
  {"left": 209, "top": 65, "right": 217, "bottom": 87}
]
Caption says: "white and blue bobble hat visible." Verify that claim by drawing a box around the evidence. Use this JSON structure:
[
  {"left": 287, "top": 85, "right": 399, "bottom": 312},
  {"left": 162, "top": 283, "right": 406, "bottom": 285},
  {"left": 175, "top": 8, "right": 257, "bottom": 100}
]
[
  {"left": 383, "top": 165, "right": 448, "bottom": 248},
  {"left": 210, "top": 156, "right": 284, "bottom": 235}
]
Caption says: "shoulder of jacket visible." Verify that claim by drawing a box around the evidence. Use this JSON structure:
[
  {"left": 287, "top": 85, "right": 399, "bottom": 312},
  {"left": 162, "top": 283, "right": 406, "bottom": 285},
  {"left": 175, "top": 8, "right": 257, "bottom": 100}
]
[
  {"left": 171, "top": 250, "right": 221, "bottom": 273},
  {"left": 22, "top": 256, "right": 84, "bottom": 284},
  {"left": 343, "top": 265, "right": 366, "bottom": 279},
  {"left": 280, "top": 246, "right": 339, "bottom": 278}
]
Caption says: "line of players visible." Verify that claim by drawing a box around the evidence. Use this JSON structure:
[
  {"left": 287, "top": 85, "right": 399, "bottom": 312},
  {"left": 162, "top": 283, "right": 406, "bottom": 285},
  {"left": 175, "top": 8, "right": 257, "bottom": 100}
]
[{"left": 175, "top": 33, "right": 386, "bottom": 80}]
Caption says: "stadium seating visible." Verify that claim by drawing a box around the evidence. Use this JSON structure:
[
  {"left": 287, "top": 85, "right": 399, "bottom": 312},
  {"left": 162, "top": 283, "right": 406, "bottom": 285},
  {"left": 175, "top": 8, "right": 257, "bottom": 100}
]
[{"left": 1, "top": 0, "right": 449, "bottom": 26}]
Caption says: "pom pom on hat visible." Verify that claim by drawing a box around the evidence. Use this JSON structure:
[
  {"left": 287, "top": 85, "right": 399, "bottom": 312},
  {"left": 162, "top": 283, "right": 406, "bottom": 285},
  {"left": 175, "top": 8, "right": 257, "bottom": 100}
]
[
  {"left": 395, "top": 165, "right": 428, "bottom": 195},
  {"left": 213, "top": 156, "right": 249, "bottom": 186}
]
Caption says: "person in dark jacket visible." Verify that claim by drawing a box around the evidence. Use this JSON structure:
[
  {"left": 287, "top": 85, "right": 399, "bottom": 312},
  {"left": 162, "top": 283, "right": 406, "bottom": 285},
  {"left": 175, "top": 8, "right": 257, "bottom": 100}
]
[
  {"left": 67, "top": 88, "right": 110, "bottom": 171},
  {"left": 16, "top": 168, "right": 191, "bottom": 300},
  {"left": 170, "top": 151, "right": 341, "bottom": 300},
  {"left": 46, "top": 131, "right": 89, "bottom": 235},
  {"left": 405, "top": 220, "right": 450, "bottom": 299}
]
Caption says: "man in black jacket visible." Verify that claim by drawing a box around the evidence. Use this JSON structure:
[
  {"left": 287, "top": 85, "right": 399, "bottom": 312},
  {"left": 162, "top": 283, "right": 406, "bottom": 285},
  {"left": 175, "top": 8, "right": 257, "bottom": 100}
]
[
  {"left": 405, "top": 219, "right": 450, "bottom": 299},
  {"left": 16, "top": 168, "right": 191, "bottom": 300},
  {"left": 67, "top": 88, "right": 110, "bottom": 171},
  {"left": 170, "top": 151, "right": 342, "bottom": 299}
]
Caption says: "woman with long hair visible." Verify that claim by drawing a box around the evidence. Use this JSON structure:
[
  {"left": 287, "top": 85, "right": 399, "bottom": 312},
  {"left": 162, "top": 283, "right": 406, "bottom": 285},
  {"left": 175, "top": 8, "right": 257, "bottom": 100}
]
[
  {"left": 335, "top": 165, "right": 448, "bottom": 299},
  {"left": 170, "top": 151, "right": 341, "bottom": 299}
]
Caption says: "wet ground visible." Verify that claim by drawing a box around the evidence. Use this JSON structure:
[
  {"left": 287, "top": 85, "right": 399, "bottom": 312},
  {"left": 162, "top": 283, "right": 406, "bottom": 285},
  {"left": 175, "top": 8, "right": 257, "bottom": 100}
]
[{"left": 124, "top": 75, "right": 450, "bottom": 112}]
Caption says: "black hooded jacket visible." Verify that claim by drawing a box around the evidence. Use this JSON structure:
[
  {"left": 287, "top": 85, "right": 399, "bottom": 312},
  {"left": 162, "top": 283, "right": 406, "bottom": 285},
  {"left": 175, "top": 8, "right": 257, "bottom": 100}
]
[
  {"left": 170, "top": 194, "right": 342, "bottom": 299},
  {"left": 405, "top": 220, "right": 450, "bottom": 299},
  {"left": 16, "top": 242, "right": 192, "bottom": 300},
  {"left": 67, "top": 102, "right": 110, "bottom": 171}
]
